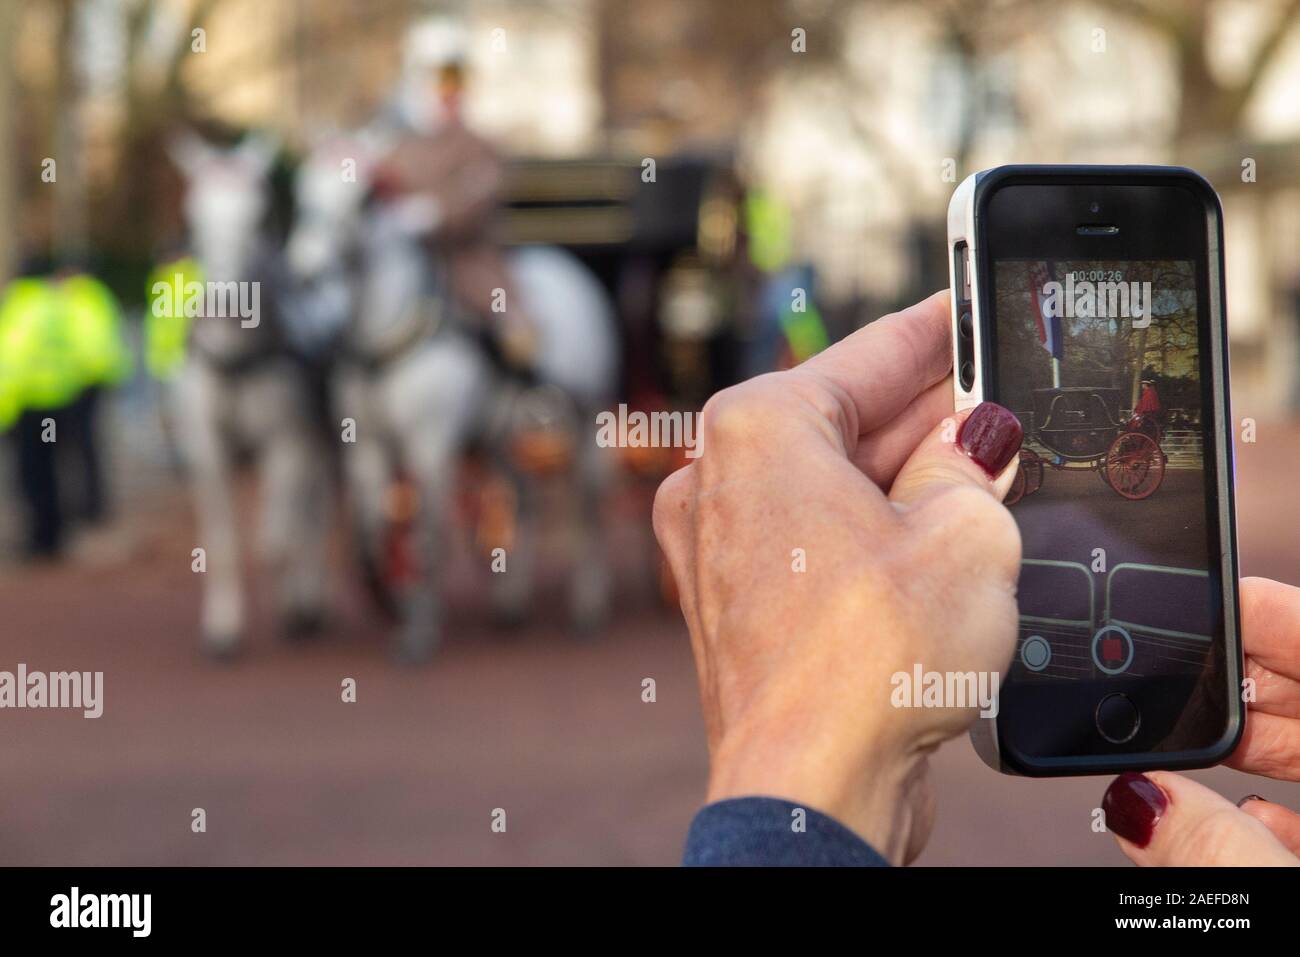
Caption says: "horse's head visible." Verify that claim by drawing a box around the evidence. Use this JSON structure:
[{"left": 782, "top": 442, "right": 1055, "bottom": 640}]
[
  {"left": 169, "top": 132, "right": 278, "bottom": 283},
  {"left": 287, "top": 131, "right": 387, "bottom": 283}
]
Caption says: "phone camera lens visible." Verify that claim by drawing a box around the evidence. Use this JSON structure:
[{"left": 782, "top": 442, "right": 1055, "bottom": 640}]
[{"left": 1089, "top": 201, "right": 1101, "bottom": 214}]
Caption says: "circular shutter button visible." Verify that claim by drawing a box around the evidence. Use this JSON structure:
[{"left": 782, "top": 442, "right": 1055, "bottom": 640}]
[{"left": 1020, "top": 635, "right": 1051, "bottom": 672}]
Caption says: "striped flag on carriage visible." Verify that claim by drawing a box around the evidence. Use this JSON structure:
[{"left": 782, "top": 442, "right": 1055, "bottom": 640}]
[{"left": 1028, "top": 261, "right": 1063, "bottom": 360}]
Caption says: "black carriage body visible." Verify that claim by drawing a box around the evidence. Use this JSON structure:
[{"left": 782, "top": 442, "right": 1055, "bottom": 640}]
[
  {"left": 500, "top": 155, "right": 738, "bottom": 403},
  {"left": 1030, "top": 386, "right": 1123, "bottom": 462}
]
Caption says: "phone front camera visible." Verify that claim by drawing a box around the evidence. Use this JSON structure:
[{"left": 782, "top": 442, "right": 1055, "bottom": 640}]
[{"left": 1089, "top": 201, "right": 1101, "bottom": 213}]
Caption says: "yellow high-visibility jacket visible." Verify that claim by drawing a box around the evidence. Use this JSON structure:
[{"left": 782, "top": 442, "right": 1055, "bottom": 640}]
[
  {"left": 145, "top": 258, "right": 202, "bottom": 380},
  {"left": 0, "top": 339, "right": 19, "bottom": 432},
  {"left": 0, "top": 278, "right": 82, "bottom": 425},
  {"left": 61, "top": 273, "right": 131, "bottom": 389},
  {"left": 744, "top": 190, "right": 792, "bottom": 275}
]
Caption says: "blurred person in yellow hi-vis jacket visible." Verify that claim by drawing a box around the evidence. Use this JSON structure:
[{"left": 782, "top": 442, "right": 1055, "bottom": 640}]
[
  {"left": 0, "top": 272, "right": 83, "bottom": 556},
  {"left": 59, "top": 269, "right": 130, "bottom": 525},
  {"left": 0, "top": 334, "right": 20, "bottom": 434},
  {"left": 64, "top": 272, "right": 130, "bottom": 390},
  {"left": 143, "top": 256, "right": 202, "bottom": 475},
  {"left": 145, "top": 256, "right": 201, "bottom": 381}
]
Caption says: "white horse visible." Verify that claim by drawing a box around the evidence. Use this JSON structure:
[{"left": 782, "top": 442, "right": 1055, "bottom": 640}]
[
  {"left": 169, "top": 132, "right": 330, "bottom": 657},
  {"left": 287, "top": 134, "right": 618, "bottom": 661}
]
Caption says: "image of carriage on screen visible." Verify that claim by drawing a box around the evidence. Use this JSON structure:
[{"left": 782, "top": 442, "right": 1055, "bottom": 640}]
[{"left": 1007, "top": 386, "right": 1167, "bottom": 504}]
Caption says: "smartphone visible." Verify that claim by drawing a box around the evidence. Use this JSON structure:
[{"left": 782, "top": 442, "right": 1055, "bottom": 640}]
[{"left": 947, "top": 165, "right": 1243, "bottom": 776}]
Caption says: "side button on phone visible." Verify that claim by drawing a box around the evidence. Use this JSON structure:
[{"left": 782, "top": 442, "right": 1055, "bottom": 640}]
[{"left": 1095, "top": 692, "right": 1140, "bottom": 744}]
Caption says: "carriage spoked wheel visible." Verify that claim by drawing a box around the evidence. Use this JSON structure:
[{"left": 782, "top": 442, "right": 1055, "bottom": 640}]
[
  {"left": 1005, "top": 449, "right": 1044, "bottom": 506},
  {"left": 1104, "top": 432, "right": 1165, "bottom": 500}
]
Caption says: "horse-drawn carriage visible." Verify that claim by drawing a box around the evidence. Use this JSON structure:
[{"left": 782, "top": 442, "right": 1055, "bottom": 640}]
[
  {"left": 1007, "top": 386, "right": 1166, "bottom": 505},
  {"left": 503, "top": 154, "right": 744, "bottom": 405}
]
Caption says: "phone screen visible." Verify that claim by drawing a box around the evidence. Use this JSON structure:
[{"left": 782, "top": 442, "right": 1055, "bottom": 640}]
[
  {"left": 983, "top": 181, "right": 1236, "bottom": 768},
  {"left": 995, "top": 258, "right": 1219, "bottom": 668}
]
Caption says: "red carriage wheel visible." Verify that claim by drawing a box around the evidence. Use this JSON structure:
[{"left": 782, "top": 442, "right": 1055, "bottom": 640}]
[
  {"left": 1105, "top": 432, "right": 1165, "bottom": 500},
  {"left": 1099, "top": 453, "right": 1116, "bottom": 488},
  {"left": 1005, "top": 449, "right": 1043, "bottom": 506},
  {"left": 1021, "top": 449, "right": 1044, "bottom": 496},
  {"left": 1006, "top": 459, "right": 1028, "bottom": 505}
]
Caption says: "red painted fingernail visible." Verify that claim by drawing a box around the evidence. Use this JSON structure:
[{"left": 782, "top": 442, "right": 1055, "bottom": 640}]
[
  {"left": 956, "top": 402, "right": 1023, "bottom": 477},
  {"left": 1102, "top": 772, "right": 1168, "bottom": 848}
]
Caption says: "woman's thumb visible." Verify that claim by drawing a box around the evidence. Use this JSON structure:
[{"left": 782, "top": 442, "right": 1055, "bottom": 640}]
[
  {"left": 1102, "top": 771, "right": 1298, "bottom": 866},
  {"left": 887, "top": 401, "right": 1023, "bottom": 509}
]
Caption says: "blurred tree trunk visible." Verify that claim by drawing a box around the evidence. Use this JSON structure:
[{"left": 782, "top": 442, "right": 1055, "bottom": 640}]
[
  {"left": 1094, "top": 0, "right": 1300, "bottom": 148},
  {"left": 1130, "top": 327, "right": 1149, "bottom": 409},
  {"left": 53, "top": 0, "right": 89, "bottom": 265},
  {"left": 0, "top": 1, "right": 17, "bottom": 279},
  {"left": 1178, "top": 0, "right": 1300, "bottom": 146},
  {"left": 114, "top": 0, "right": 229, "bottom": 260}
]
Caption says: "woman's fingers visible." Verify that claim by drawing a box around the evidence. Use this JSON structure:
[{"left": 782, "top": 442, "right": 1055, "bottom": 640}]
[
  {"left": 799, "top": 290, "right": 953, "bottom": 437},
  {"left": 1237, "top": 795, "right": 1300, "bottom": 856},
  {"left": 651, "top": 463, "right": 700, "bottom": 628},
  {"left": 884, "top": 402, "right": 1024, "bottom": 609},
  {"left": 1242, "top": 657, "right": 1300, "bottom": 719},
  {"left": 1226, "top": 710, "right": 1300, "bottom": 780},
  {"left": 1227, "top": 577, "right": 1300, "bottom": 780},
  {"left": 1241, "top": 577, "right": 1300, "bottom": 682},
  {"left": 851, "top": 379, "right": 954, "bottom": 488},
  {"left": 1102, "top": 771, "right": 1297, "bottom": 866}
]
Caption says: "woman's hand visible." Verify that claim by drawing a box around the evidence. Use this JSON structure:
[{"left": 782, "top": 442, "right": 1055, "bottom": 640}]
[
  {"left": 1102, "top": 577, "right": 1300, "bottom": 865},
  {"left": 653, "top": 291, "right": 1024, "bottom": 864}
]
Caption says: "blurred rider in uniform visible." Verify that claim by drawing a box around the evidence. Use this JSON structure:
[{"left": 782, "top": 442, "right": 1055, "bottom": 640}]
[
  {"left": 371, "top": 17, "right": 538, "bottom": 372},
  {"left": 1131, "top": 377, "right": 1164, "bottom": 445},
  {"left": 1134, "top": 378, "right": 1162, "bottom": 419}
]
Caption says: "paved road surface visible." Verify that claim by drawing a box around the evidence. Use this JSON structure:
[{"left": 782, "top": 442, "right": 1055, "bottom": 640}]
[{"left": 1, "top": 424, "right": 1298, "bottom": 865}]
